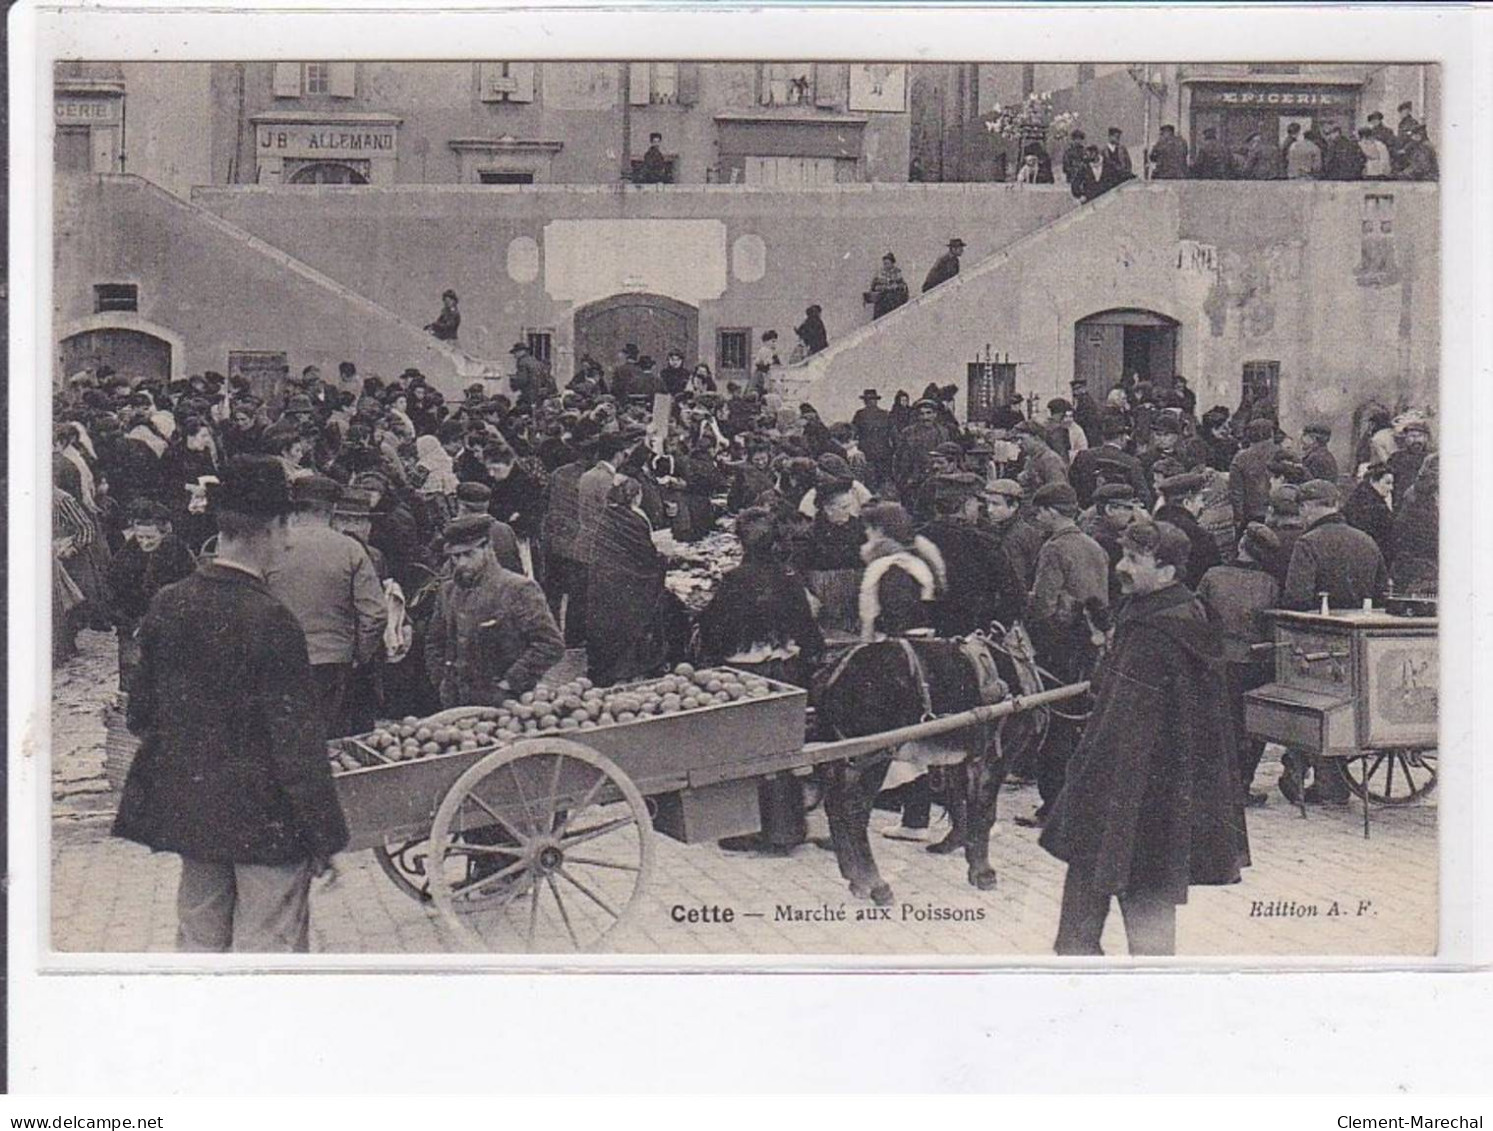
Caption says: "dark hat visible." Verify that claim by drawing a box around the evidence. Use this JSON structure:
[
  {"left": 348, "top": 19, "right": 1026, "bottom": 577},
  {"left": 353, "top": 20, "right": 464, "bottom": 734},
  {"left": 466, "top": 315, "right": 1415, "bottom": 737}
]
[
  {"left": 881, "top": 252, "right": 896, "bottom": 263},
  {"left": 815, "top": 453, "right": 852, "bottom": 480},
  {"left": 1245, "top": 418, "right": 1275, "bottom": 442},
  {"left": 1368, "top": 111, "right": 1384, "bottom": 122},
  {"left": 509, "top": 341, "right": 530, "bottom": 354},
  {"left": 762, "top": 330, "right": 778, "bottom": 341},
  {"left": 1269, "top": 484, "right": 1302, "bottom": 515},
  {"left": 966, "top": 439, "right": 994, "bottom": 456},
  {"left": 912, "top": 398, "right": 940, "bottom": 412},
  {"left": 464, "top": 382, "right": 485, "bottom": 397},
  {"left": 1240, "top": 522, "right": 1280, "bottom": 561},
  {"left": 1047, "top": 397, "right": 1072, "bottom": 414},
  {"left": 799, "top": 403, "right": 818, "bottom": 416},
  {"left": 1032, "top": 482, "right": 1078, "bottom": 510},
  {"left": 354, "top": 469, "right": 390, "bottom": 493},
  {"left": 1121, "top": 519, "right": 1191, "bottom": 571},
  {"left": 292, "top": 474, "right": 342, "bottom": 506},
  {"left": 861, "top": 388, "right": 881, "bottom": 401},
  {"left": 933, "top": 471, "right": 983, "bottom": 503},
  {"left": 947, "top": 237, "right": 966, "bottom": 248},
  {"left": 125, "top": 498, "right": 173, "bottom": 526},
  {"left": 983, "top": 478, "right": 1024, "bottom": 501},
  {"left": 1297, "top": 479, "right": 1341, "bottom": 507},
  {"left": 623, "top": 343, "right": 640, "bottom": 358},
  {"left": 861, "top": 501, "right": 917, "bottom": 545},
  {"left": 455, "top": 481, "right": 493, "bottom": 506},
  {"left": 1398, "top": 100, "right": 1413, "bottom": 112},
  {"left": 262, "top": 419, "right": 302, "bottom": 452},
  {"left": 933, "top": 441, "right": 964, "bottom": 460},
  {"left": 1107, "top": 126, "right": 1123, "bottom": 136},
  {"left": 1093, "top": 482, "right": 1139, "bottom": 508},
  {"left": 441, "top": 289, "right": 458, "bottom": 301},
  {"left": 1303, "top": 422, "right": 1332, "bottom": 440},
  {"left": 1156, "top": 470, "right": 1206, "bottom": 497},
  {"left": 1100, "top": 411, "right": 1130, "bottom": 440},
  {"left": 334, "top": 487, "right": 376, "bottom": 517},
  {"left": 442, "top": 513, "right": 493, "bottom": 550},
  {"left": 208, "top": 455, "right": 293, "bottom": 519},
  {"left": 1150, "top": 456, "right": 1187, "bottom": 482}
]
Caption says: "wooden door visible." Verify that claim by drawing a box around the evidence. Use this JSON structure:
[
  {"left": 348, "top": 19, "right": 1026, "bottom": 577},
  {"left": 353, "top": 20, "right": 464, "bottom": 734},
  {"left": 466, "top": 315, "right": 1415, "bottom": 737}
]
[
  {"left": 573, "top": 294, "right": 699, "bottom": 371},
  {"left": 59, "top": 329, "right": 172, "bottom": 385},
  {"left": 1073, "top": 321, "right": 1124, "bottom": 400}
]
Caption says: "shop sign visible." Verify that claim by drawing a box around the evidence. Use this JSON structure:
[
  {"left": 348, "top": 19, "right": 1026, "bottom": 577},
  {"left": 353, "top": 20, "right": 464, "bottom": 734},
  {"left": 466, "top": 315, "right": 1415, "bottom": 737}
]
[
  {"left": 55, "top": 97, "right": 120, "bottom": 123},
  {"left": 256, "top": 123, "right": 397, "bottom": 159},
  {"left": 1191, "top": 86, "right": 1355, "bottom": 109}
]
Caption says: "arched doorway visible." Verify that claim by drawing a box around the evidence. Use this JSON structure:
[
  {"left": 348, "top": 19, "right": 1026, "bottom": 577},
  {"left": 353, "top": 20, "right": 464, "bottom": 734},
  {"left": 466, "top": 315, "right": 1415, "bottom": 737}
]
[
  {"left": 289, "top": 161, "right": 369, "bottom": 185},
  {"left": 573, "top": 293, "right": 699, "bottom": 374},
  {"left": 1073, "top": 308, "right": 1179, "bottom": 401},
  {"left": 59, "top": 325, "right": 174, "bottom": 385}
]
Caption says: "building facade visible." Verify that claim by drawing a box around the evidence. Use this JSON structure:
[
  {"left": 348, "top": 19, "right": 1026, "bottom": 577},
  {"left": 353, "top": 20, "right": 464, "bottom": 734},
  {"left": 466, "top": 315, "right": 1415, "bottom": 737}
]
[{"left": 909, "top": 62, "right": 1440, "bottom": 181}]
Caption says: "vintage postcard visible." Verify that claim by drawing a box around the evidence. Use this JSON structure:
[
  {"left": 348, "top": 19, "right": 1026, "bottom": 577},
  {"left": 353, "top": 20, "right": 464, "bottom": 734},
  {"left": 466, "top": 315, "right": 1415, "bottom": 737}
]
[{"left": 27, "top": 15, "right": 1461, "bottom": 969}]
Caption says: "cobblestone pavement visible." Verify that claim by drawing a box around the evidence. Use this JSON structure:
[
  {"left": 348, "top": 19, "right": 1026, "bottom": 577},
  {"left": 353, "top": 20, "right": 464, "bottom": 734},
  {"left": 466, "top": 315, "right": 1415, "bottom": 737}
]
[{"left": 48, "top": 629, "right": 1437, "bottom": 958}]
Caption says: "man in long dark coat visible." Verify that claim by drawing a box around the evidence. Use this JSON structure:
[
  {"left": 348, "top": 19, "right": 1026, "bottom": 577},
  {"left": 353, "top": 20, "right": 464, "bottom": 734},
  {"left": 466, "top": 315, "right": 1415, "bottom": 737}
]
[
  {"left": 1040, "top": 519, "right": 1250, "bottom": 955},
  {"left": 114, "top": 457, "right": 349, "bottom": 952},
  {"left": 921, "top": 237, "right": 965, "bottom": 293},
  {"left": 852, "top": 389, "right": 896, "bottom": 489}
]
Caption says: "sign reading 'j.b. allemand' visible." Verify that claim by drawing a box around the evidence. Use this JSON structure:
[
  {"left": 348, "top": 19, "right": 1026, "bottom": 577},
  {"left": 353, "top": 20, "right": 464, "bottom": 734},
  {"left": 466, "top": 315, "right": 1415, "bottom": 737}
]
[{"left": 256, "top": 124, "right": 397, "bottom": 158}]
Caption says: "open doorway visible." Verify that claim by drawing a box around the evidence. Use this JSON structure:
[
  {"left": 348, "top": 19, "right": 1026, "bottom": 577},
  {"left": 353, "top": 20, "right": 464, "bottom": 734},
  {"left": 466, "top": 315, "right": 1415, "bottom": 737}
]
[{"left": 1073, "top": 308, "right": 1179, "bottom": 401}]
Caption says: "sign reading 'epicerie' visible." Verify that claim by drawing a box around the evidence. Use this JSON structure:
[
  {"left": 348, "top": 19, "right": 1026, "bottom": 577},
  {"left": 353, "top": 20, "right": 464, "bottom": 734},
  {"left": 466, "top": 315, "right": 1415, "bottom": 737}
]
[{"left": 256, "top": 124, "right": 397, "bottom": 158}]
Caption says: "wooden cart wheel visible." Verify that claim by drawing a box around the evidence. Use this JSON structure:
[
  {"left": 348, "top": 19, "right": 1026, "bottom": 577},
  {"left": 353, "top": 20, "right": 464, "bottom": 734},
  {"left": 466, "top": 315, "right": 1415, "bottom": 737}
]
[
  {"left": 425, "top": 738, "right": 654, "bottom": 953},
  {"left": 1342, "top": 748, "right": 1438, "bottom": 806}
]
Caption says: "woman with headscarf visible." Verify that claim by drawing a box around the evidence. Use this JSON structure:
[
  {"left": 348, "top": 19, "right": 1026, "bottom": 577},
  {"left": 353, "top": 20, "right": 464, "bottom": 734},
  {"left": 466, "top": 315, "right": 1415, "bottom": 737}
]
[
  {"left": 856, "top": 500, "right": 947, "bottom": 642},
  {"left": 889, "top": 389, "right": 913, "bottom": 434},
  {"left": 413, "top": 433, "right": 461, "bottom": 531},
  {"left": 585, "top": 476, "right": 671, "bottom": 686}
]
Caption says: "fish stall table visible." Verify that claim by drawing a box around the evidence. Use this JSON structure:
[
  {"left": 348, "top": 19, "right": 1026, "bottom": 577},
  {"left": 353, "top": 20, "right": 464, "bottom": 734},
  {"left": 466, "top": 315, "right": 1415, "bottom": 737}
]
[
  {"left": 1243, "top": 607, "right": 1438, "bottom": 837},
  {"left": 329, "top": 665, "right": 1089, "bottom": 953}
]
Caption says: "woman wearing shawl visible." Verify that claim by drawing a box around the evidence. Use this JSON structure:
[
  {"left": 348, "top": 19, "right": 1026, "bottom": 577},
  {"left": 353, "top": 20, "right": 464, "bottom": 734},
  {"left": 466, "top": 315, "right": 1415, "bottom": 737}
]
[
  {"left": 52, "top": 422, "right": 113, "bottom": 622},
  {"left": 585, "top": 476, "right": 670, "bottom": 686},
  {"left": 865, "top": 253, "right": 910, "bottom": 321},
  {"left": 856, "top": 501, "right": 947, "bottom": 641},
  {"left": 53, "top": 486, "right": 98, "bottom": 664}
]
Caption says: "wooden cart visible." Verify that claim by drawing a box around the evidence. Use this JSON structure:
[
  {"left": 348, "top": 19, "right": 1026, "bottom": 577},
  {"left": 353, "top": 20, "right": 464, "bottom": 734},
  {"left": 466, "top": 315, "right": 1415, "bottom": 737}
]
[
  {"left": 1243, "top": 610, "right": 1437, "bottom": 837},
  {"left": 332, "top": 669, "right": 1087, "bottom": 953}
]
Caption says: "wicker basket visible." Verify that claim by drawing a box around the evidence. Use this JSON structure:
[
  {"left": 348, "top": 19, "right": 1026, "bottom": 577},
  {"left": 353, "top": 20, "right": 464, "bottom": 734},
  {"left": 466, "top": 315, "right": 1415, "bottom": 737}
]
[{"left": 103, "top": 699, "right": 140, "bottom": 794}]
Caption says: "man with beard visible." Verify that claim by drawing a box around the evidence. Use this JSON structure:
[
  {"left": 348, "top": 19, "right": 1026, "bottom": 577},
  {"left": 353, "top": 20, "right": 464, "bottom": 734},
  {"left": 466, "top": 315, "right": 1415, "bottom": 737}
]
[
  {"left": 423, "top": 514, "right": 564, "bottom": 708},
  {"left": 1040, "top": 519, "right": 1249, "bottom": 955}
]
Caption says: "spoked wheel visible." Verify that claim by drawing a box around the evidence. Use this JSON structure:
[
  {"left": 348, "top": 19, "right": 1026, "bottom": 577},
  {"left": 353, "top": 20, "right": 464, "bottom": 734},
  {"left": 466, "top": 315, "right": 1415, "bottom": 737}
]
[
  {"left": 1342, "top": 748, "right": 1438, "bottom": 806},
  {"left": 426, "top": 739, "right": 654, "bottom": 953}
]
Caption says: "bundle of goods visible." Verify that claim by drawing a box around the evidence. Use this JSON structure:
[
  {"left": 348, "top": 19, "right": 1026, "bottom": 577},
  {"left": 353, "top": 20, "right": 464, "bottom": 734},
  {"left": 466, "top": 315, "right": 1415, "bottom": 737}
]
[
  {"left": 664, "top": 521, "right": 743, "bottom": 612},
  {"left": 328, "top": 663, "right": 777, "bottom": 775}
]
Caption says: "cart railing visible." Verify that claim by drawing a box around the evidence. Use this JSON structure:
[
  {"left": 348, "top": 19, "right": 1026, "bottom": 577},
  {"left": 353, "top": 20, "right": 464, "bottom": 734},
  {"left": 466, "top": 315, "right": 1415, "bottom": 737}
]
[{"left": 802, "top": 681, "right": 1090, "bottom": 763}]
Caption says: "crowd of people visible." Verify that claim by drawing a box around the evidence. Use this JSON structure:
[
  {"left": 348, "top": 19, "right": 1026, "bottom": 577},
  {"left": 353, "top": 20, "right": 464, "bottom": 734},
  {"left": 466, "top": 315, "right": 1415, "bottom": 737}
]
[
  {"left": 53, "top": 344, "right": 1439, "bottom": 953},
  {"left": 1018, "top": 104, "right": 1439, "bottom": 205}
]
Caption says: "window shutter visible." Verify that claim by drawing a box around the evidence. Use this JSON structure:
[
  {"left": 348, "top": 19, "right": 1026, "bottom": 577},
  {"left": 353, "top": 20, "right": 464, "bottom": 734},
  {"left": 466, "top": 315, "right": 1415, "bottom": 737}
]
[
  {"left": 676, "top": 62, "right": 700, "bottom": 105},
  {"left": 508, "top": 62, "right": 536, "bottom": 103},
  {"left": 272, "top": 62, "right": 302, "bottom": 97},
  {"left": 328, "top": 62, "right": 356, "bottom": 98},
  {"left": 628, "top": 62, "right": 652, "bottom": 105},
  {"left": 478, "top": 63, "right": 504, "bottom": 102},
  {"left": 814, "top": 63, "right": 846, "bottom": 109}
]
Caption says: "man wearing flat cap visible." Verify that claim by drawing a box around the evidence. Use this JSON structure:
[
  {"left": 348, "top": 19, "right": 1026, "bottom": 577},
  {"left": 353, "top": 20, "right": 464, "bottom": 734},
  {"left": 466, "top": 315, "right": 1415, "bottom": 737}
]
[
  {"left": 852, "top": 388, "right": 895, "bottom": 490},
  {"left": 1040, "top": 518, "right": 1249, "bottom": 955},
  {"left": 1228, "top": 417, "right": 1280, "bottom": 538},
  {"left": 264, "top": 474, "right": 388, "bottom": 740},
  {"left": 1087, "top": 482, "right": 1143, "bottom": 603},
  {"left": 1283, "top": 479, "right": 1388, "bottom": 613},
  {"left": 448, "top": 480, "right": 524, "bottom": 575},
  {"left": 1300, "top": 422, "right": 1339, "bottom": 484},
  {"left": 1153, "top": 470, "right": 1222, "bottom": 590},
  {"left": 1021, "top": 480, "right": 1110, "bottom": 827},
  {"left": 423, "top": 514, "right": 564, "bottom": 708},
  {"left": 922, "top": 472, "right": 1024, "bottom": 639},
  {"left": 114, "top": 456, "right": 348, "bottom": 952},
  {"left": 1197, "top": 523, "right": 1282, "bottom": 807},
  {"left": 980, "top": 478, "right": 1045, "bottom": 591},
  {"left": 922, "top": 237, "right": 965, "bottom": 293}
]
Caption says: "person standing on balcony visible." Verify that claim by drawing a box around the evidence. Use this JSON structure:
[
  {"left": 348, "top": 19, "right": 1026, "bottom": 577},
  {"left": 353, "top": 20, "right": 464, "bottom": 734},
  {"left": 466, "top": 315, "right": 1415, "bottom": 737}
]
[
  {"left": 1397, "top": 125, "right": 1439, "bottom": 182},
  {"left": 922, "top": 237, "right": 965, "bottom": 293},
  {"left": 1098, "top": 127, "right": 1134, "bottom": 193},
  {"left": 637, "top": 132, "right": 672, "bottom": 185},
  {"left": 865, "top": 252, "right": 910, "bottom": 320},
  {"left": 1194, "top": 127, "right": 1242, "bottom": 180},
  {"left": 751, "top": 331, "right": 782, "bottom": 393},
  {"left": 1365, "top": 111, "right": 1398, "bottom": 165},
  {"left": 1060, "top": 129, "right": 1088, "bottom": 186},
  {"left": 1358, "top": 126, "right": 1393, "bottom": 179},
  {"left": 1283, "top": 122, "right": 1322, "bottom": 180},
  {"left": 1147, "top": 124, "right": 1189, "bottom": 180},
  {"left": 1321, "top": 123, "right": 1366, "bottom": 181},
  {"left": 1394, "top": 101, "right": 1423, "bottom": 163},
  {"left": 1234, "top": 131, "right": 1279, "bottom": 181}
]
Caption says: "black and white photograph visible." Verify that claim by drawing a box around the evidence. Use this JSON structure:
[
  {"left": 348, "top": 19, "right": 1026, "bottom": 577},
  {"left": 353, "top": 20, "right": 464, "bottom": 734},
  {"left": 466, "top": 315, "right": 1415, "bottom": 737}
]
[{"left": 37, "top": 51, "right": 1449, "bottom": 961}]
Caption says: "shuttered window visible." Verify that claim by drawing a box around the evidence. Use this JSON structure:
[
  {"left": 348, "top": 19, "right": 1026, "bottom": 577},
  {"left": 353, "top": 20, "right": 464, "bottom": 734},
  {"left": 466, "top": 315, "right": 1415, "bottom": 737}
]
[{"left": 272, "top": 62, "right": 302, "bottom": 97}]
